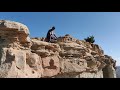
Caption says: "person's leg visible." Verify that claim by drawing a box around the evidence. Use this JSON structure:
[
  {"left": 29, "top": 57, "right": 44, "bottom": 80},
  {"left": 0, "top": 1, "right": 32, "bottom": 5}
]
[{"left": 50, "top": 35, "right": 57, "bottom": 43}]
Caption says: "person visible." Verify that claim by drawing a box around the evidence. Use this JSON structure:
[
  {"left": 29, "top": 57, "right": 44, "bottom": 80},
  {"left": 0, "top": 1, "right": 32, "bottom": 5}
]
[{"left": 45, "top": 26, "right": 57, "bottom": 42}]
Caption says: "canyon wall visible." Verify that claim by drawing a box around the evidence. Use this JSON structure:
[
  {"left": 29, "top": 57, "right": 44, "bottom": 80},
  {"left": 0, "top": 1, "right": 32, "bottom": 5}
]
[{"left": 0, "top": 20, "right": 116, "bottom": 78}]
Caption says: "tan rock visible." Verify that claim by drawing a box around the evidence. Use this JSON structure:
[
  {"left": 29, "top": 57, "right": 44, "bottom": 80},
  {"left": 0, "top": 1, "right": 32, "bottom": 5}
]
[
  {"left": 0, "top": 20, "right": 117, "bottom": 78},
  {"left": 41, "top": 56, "right": 60, "bottom": 77},
  {"left": 27, "top": 53, "right": 43, "bottom": 72},
  {"left": 0, "top": 20, "right": 29, "bottom": 34},
  {"left": 91, "top": 44, "right": 104, "bottom": 55},
  {"left": 0, "top": 20, "right": 31, "bottom": 49},
  {"left": 15, "top": 50, "right": 26, "bottom": 70},
  {"left": 34, "top": 50, "right": 50, "bottom": 57},
  {"left": 61, "top": 60, "right": 86, "bottom": 73},
  {"left": 26, "top": 53, "right": 39, "bottom": 67}
]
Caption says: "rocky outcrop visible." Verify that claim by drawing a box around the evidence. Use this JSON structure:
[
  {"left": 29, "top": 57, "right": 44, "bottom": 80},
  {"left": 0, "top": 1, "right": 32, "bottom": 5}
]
[
  {"left": 0, "top": 20, "right": 117, "bottom": 78},
  {"left": 116, "top": 66, "right": 120, "bottom": 78},
  {"left": 0, "top": 20, "right": 40, "bottom": 78}
]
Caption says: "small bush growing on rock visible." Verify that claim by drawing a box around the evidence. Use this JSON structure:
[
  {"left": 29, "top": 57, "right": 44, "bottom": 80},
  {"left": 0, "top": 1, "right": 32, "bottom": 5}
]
[{"left": 84, "top": 35, "right": 95, "bottom": 43}]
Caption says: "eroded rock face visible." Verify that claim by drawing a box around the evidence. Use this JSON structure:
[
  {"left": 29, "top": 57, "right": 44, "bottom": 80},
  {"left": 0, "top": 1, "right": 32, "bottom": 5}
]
[
  {"left": 0, "top": 20, "right": 41, "bottom": 78},
  {"left": 0, "top": 20, "right": 31, "bottom": 49},
  {"left": 0, "top": 20, "right": 117, "bottom": 78},
  {"left": 41, "top": 56, "right": 60, "bottom": 77}
]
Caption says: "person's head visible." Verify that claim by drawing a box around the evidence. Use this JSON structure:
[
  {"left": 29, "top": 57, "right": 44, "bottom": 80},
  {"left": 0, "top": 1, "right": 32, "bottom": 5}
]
[{"left": 51, "top": 26, "right": 55, "bottom": 30}]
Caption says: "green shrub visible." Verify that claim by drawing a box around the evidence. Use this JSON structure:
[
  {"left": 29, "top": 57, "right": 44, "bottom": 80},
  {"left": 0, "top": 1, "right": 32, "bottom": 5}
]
[{"left": 84, "top": 35, "right": 95, "bottom": 43}]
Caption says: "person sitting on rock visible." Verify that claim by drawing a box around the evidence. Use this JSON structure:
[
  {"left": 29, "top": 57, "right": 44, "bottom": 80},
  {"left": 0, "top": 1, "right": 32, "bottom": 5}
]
[{"left": 45, "top": 26, "right": 57, "bottom": 42}]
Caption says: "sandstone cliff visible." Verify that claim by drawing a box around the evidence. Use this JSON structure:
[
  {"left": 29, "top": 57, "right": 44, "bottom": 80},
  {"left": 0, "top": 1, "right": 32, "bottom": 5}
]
[{"left": 0, "top": 20, "right": 117, "bottom": 78}]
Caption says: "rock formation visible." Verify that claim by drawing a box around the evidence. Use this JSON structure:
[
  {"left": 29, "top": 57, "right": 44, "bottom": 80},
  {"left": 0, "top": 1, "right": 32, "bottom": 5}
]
[
  {"left": 116, "top": 66, "right": 120, "bottom": 78},
  {"left": 0, "top": 20, "right": 117, "bottom": 78}
]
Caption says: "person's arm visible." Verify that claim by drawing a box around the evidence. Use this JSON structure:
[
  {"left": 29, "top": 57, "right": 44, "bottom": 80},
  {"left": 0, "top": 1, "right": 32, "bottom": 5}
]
[
  {"left": 54, "top": 34, "right": 57, "bottom": 38},
  {"left": 52, "top": 31, "right": 57, "bottom": 38}
]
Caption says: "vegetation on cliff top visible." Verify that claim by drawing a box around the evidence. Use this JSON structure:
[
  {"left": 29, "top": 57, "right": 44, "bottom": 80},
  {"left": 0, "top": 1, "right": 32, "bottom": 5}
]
[{"left": 84, "top": 35, "right": 95, "bottom": 43}]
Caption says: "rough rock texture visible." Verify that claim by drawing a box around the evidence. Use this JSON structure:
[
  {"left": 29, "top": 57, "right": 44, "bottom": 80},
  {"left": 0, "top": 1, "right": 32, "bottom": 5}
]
[
  {"left": 116, "top": 66, "right": 120, "bottom": 78},
  {"left": 0, "top": 20, "right": 40, "bottom": 78},
  {"left": 0, "top": 20, "right": 117, "bottom": 78}
]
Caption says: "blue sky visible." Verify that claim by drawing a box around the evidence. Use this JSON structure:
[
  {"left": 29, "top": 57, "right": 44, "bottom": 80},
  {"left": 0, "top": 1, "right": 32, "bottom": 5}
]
[{"left": 0, "top": 12, "right": 120, "bottom": 66}]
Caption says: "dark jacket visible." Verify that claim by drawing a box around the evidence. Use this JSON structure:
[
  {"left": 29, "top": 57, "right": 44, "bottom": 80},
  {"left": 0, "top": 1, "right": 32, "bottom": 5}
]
[
  {"left": 46, "top": 29, "right": 57, "bottom": 42},
  {"left": 46, "top": 29, "right": 53, "bottom": 42}
]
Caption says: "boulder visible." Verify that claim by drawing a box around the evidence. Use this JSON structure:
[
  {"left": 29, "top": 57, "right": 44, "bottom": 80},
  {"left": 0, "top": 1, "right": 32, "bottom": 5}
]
[{"left": 0, "top": 20, "right": 31, "bottom": 48}]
